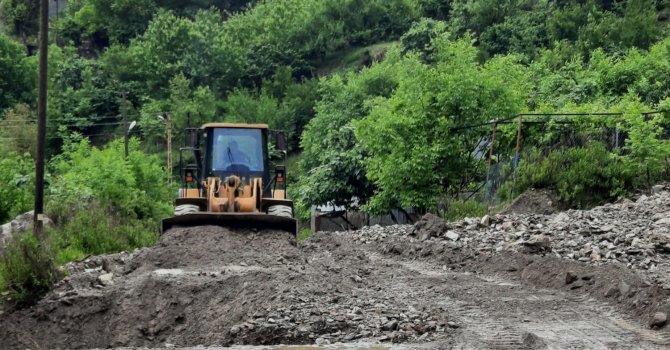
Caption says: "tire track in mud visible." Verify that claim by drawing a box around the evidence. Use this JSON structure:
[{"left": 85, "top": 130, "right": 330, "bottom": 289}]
[{"left": 367, "top": 252, "right": 670, "bottom": 349}]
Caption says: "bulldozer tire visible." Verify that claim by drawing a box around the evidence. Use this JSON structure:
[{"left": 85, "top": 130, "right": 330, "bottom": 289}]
[
  {"left": 174, "top": 204, "right": 200, "bottom": 216},
  {"left": 268, "top": 205, "right": 293, "bottom": 218}
]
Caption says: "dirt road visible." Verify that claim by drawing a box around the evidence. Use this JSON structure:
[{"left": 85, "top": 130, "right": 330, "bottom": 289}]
[{"left": 1, "top": 220, "right": 669, "bottom": 349}]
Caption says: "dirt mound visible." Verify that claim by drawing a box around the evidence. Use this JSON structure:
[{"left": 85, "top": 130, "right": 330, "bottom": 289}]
[
  {"left": 499, "top": 189, "right": 558, "bottom": 215},
  {"left": 0, "top": 226, "right": 453, "bottom": 349},
  {"left": 4, "top": 188, "right": 670, "bottom": 349},
  {"left": 1, "top": 226, "right": 302, "bottom": 348},
  {"left": 410, "top": 213, "right": 447, "bottom": 241}
]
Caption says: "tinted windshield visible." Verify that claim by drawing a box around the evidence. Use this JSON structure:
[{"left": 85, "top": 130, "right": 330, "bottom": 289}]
[{"left": 211, "top": 128, "right": 264, "bottom": 172}]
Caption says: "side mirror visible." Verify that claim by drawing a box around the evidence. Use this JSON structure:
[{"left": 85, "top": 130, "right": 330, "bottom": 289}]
[{"left": 277, "top": 131, "right": 287, "bottom": 152}]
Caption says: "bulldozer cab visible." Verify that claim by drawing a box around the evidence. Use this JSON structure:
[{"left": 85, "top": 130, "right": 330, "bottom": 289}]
[
  {"left": 162, "top": 122, "right": 296, "bottom": 235},
  {"left": 207, "top": 125, "right": 270, "bottom": 187}
]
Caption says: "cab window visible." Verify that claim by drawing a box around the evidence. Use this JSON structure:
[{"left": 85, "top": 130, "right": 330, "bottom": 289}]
[{"left": 211, "top": 128, "right": 264, "bottom": 172}]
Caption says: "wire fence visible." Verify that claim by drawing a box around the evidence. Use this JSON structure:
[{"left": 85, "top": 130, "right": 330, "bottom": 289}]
[{"left": 471, "top": 110, "right": 669, "bottom": 204}]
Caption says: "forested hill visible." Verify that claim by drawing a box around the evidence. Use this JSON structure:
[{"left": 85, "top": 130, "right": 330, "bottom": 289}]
[{"left": 2, "top": 0, "right": 670, "bottom": 267}]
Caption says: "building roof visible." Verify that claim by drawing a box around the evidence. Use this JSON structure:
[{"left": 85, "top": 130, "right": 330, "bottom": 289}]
[{"left": 201, "top": 123, "right": 269, "bottom": 129}]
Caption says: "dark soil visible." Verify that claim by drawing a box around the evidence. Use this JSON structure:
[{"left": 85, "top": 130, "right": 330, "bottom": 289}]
[
  {"left": 1, "top": 223, "right": 669, "bottom": 349},
  {"left": 499, "top": 189, "right": 558, "bottom": 216}
]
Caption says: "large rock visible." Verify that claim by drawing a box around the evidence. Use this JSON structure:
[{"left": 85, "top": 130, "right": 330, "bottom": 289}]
[
  {"left": 0, "top": 211, "right": 55, "bottom": 251},
  {"left": 411, "top": 214, "right": 447, "bottom": 241},
  {"left": 650, "top": 312, "right": 667, "bottom": 329}
]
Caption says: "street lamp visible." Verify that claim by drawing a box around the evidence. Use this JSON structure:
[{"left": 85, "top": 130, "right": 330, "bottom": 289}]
[{"left": 124, "top": 120, "right": 137, "bottom": 158}]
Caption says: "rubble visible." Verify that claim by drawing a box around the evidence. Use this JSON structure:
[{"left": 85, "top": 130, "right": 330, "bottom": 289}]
[
  {"left": 0, "top": 211, "right": 54, "bottom": 251},
  {"left": 3, "top": 188, "right": 670, "bottom": 348},
  {"left": 349, "top": 184, "right": 670, "bottom": 289}
]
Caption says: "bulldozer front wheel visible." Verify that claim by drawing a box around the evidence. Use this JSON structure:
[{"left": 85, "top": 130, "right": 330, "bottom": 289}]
[
  {"left": 175, "top": 204, "right": 200, "bottom": 216},
  {"left": 268, "top": 205, "right": 293, "bottom": 218}
]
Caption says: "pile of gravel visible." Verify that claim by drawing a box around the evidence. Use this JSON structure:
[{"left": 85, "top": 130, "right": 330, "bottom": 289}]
[{"left": 345, "top": 185, "right": 670, "bottom": 289}]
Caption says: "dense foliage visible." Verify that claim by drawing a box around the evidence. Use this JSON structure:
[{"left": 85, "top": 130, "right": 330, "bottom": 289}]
[{"left": 0, "top": 32, "right": 35, "bottom": 112}]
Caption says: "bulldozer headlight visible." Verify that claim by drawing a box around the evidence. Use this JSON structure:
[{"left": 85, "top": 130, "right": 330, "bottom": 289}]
[{"left": 275, "top": 167, "right": 285, "bottom": 183}]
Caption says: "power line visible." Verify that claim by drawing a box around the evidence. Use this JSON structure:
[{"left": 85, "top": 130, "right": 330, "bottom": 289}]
[
  {"left": 519, "top": 112, "right": 622, "bottom": 117},
  {"left": 0, "top": 114, "right": 122, "bottom": 125},
  {"left": 0, "top": 133, "right": 120, "bottom": 141},
  {"left": 1, "top": 121, "right": 127, "bottom": 128}
]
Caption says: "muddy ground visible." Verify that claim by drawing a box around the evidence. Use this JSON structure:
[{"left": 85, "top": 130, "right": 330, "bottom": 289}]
[{"left": 1, "top": 201, "right": 670, "bottom": 349}]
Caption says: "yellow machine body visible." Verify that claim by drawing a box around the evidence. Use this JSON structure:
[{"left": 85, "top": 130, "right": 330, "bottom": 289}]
[{"left": 161, "top": 123, "right": 297, "bottom": 235}]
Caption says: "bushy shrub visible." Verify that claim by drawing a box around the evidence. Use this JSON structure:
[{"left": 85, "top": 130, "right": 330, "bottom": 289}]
[
  {"left": 444, "top": 200, "right": 488, "bottom": 222},
  {"left": 46, "top": 136, "right": 173, "bottom": 261},
  {"left": 0, "top": 153, "right": 35, "bottom": 224},
  {"left": 0, "top": 233, "right": 61, "bottom": 308},
  {"left": 499, "top": 142, "right": 631, "bottom": 208},
  {"left": 51, "top": 205, "right": 159, "bottom": 264}
]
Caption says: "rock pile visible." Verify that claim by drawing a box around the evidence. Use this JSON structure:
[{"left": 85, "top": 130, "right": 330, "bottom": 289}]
[
  {"left": 346, "top": 185, "right": 670, "bottom": 289},
  {"left": 0, "top": 211, "right": 54, "bottom": 251},
  {"left": 227, "top": 289, "right": 449, "bottom": 345}
]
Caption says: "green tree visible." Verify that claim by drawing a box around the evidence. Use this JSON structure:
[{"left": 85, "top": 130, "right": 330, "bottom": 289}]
[
  {"left": 0, "top": 32, "right": 35, "bottom": 113},
  {"left": 127, "top": 9, "right": 242, "bottom": 95},
  {"left": 71, "top": 0, "right": 159, "bottom": 44},
  {"left": 0, "top": 104, "right": 37, "bottom": 157},
  {"left": 0, "top": 0, "right": 39, "bottom": 50},
  {"left": 0, "top": 152, "right": 34, "bottom": 224},
  {"left": 354, "top": 37, "right": 526, "bottom": 213},
  {"left": 297, "top": 49, "right": 402, "bottom": 214}
]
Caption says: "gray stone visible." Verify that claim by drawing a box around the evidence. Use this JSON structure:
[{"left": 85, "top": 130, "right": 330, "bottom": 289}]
[
  {"left": 480, "top": 215, "right": 491, "bottom": 227},
  {"left": 521, "top": 332, "right": 547, "bottom": 349},
  {"left": 1, "top": 211, "right": 55, "bottom": 251},
  {"left": 97, "top": 273, "right": 114, "bottom": 286},
  {"left": 565, "top": 271, "right": 578, "bottom": 285},
  {"left": 412, "top": 214, "right": 447, "bottom": 241},
  {"left": 655, "top": 217, "right": 670, "bottom": 226},
  {"left": 382, "top": 319, "right": 399, "bottom": 331},
  {"left": 618, "top": 281, "right": 631, "bottom": 297},
  {"left": 650, "top": 312, "right": 667, "bottom": 328},
  {"left": 524, "top": 235, "right": 551, "bottom": 249},
  {"left": 446, "top": 321, "right": 459, "bottom": 328},
  {"left": 445, "top": 231, "right": 459, "bottom": 241}
]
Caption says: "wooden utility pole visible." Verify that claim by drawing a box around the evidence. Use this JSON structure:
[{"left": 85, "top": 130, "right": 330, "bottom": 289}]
[
  {"left": 512, "top": 114, "right": 524, "bottom": 197},
  {"left": 514, "top": 114, "right": 523, "bottom": 159},
  {"left": 488, "top": 123, "right": 497, "bottom": 167},
  {"left": 54, "top": 0, "right": 59, "bottom": 44},
  {"left": 166, "top": 113, "right": 173, "bottom": 184},
  {"left": 34, "top": 0, "right": 48, "bottom": 239}
]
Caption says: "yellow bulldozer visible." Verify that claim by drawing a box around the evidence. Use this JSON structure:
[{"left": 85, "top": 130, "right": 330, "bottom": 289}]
[{"left": 161, "top": 122, "right": 297, "bottom": 235}]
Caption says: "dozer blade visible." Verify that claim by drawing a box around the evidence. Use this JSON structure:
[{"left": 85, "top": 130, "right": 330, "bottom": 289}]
[{"left": 161, "top": 212, "right": 297, "bottom": 236}]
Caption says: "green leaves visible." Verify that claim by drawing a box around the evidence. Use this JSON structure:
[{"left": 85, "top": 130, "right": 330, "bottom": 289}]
[
  {"left": 0, "top": 32, "right": 35, "bottom": 113},
  {"left": 354, "top": 37, "right": 524, "bottom": 213},
  {"left": 48, "top": 137, "right": 173, "bottom": 223},
  {"left": 296, "top": 54, "right": 402, "bottom": 212},
  {"left": 0, "top": 152, "right": 34, "bottom": 223}
]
